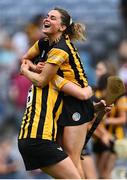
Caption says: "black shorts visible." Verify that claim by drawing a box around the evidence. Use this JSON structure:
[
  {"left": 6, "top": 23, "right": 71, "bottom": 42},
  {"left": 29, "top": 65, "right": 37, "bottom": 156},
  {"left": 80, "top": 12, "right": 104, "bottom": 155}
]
[
  {"left": 18, "top": 139, "right": 68, "bottom": 170},
  {"left": 93, "top": 140, "right": 115, "bottom": 154},
  {"left": 58, "top": 96, "right": 94, "bottom": 126}
]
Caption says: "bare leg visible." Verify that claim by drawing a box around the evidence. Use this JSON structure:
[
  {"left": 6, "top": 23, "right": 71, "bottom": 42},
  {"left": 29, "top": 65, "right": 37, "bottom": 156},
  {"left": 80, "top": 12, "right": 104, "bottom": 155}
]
[
  {"left": 62, "top": 122, "right": 89, "bottom": 178},
  {"left": 41, "top": 156, "right": 81, "bottom": 179},
  {"left": 82, "top": 155, "right": 97, "bottom": 179},
  {"left": 101, "top": 152, "right": 117, "bottom": 179},
  {"left": 97, "top": 151, "right": 109, "bottom": 178}
]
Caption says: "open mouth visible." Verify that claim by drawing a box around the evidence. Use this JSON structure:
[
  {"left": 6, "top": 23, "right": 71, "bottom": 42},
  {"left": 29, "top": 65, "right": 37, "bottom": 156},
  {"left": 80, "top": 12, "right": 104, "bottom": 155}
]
[{"left": 44, "top": 24, "right": 51, "bottom": 28}]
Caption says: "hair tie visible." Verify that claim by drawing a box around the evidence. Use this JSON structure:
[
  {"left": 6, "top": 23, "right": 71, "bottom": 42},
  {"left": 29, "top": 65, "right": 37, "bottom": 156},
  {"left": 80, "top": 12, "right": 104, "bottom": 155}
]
[{"left": 70, "top": 17, "right": 73, "bottom": 25}]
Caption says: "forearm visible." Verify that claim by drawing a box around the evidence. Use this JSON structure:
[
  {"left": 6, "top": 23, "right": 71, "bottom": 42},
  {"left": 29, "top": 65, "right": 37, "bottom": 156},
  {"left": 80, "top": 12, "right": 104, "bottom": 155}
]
[
  {"left": 105, "top": 117, "right": 126, "bottom": 125},
  {"left": 22, "top": 68, "right": 44, "bottom": 87},
  {"left": 61, "top": 82, "right": 93, "bottom": 100},
  {"left": 21, "top": 63, "right": 59, "bottom": 88}
]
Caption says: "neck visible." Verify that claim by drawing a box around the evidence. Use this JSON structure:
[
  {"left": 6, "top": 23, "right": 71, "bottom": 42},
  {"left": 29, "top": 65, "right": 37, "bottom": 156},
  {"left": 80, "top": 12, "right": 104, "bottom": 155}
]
[{"left": 48, "top": 33, "right": 62, "bottom": 45}]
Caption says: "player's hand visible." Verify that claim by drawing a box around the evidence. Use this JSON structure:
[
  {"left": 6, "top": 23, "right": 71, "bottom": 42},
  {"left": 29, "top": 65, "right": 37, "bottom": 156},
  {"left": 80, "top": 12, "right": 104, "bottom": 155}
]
[
  {"left": 36, "top": 62, "right": 45, "bottom": 73},
  {"left": 20, "top": 60, "right": 29, "bottom": 75},
  {"left": 94, "top": 100, "right": 113, "bottom": 113}
]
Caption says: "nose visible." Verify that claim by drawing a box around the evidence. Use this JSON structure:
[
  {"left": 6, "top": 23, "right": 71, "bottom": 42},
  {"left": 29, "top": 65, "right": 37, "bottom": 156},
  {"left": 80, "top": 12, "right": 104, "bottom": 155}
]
[{"left": 44, "top": 16, "right": 50, "bottom": 21}]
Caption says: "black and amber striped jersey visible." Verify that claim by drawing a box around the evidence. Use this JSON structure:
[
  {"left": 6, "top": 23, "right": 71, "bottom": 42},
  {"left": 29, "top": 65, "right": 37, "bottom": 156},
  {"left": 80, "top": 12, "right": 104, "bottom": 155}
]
[
  {"left": 106, "top": 95, "right": 127, "bottom": 139},
  {"left": 47, "top": 35, "right": 88, "bottom": 87},
  {"left": 94, "top": 90, "right": 127, "bottom": 140},
  {"left": 18, "top": 83, "right": 63, "bottom": 141},
  {"left": 33, "top": 35, "right": 88, "bottom": 87},
  {"left": 18, "top": 75, "right": 69, "bottom": 141},
  {"left": 19, "top": 35, "right": 88, "bottom": 141}
]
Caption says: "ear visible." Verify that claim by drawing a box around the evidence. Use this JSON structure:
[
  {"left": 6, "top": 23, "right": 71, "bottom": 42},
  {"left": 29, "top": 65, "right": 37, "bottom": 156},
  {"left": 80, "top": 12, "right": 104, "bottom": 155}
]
[{"left": 59, "top": 24, "right": 66, "bottom": 32}]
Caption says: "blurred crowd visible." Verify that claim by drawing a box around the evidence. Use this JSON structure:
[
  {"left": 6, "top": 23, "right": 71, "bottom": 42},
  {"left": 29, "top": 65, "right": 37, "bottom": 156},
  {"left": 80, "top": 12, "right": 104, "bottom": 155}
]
[{"left": 0, "top": 0, "right": 127, "bottom": 179}]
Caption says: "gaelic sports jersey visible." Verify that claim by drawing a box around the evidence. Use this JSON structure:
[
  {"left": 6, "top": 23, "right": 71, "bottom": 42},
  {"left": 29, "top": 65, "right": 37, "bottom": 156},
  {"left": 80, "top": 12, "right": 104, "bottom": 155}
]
[
  {"left": 19, "top": 35, "right": 88, "bottom": 141},
  {"left": 106, "top": 95, "right": 127, "bottom": 139},
  {"left": 29, "top": 35, "right": 88, "bottom": 87}
]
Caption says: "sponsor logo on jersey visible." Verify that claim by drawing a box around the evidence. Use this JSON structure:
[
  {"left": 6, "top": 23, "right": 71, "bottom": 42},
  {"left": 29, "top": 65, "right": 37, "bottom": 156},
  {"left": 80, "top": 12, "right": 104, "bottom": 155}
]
[{"left": 72, "top": 112, "right": 81, "bottom": 121}]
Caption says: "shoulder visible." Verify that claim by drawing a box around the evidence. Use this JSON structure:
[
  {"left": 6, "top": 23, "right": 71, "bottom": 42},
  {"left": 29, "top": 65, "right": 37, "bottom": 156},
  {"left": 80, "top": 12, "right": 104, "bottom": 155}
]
[
  {"left": 116, "top": 94, "right": 127, "bottom": 110},
  {"left": 53, "top": 36, "right": 69, "bottom": 53}
]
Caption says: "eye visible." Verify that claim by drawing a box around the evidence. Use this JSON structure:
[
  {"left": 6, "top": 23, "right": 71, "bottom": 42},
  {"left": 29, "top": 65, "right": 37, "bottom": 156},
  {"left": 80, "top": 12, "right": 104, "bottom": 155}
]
[{"left": 51, "top": 16, "right": 56, "bottom": 20}]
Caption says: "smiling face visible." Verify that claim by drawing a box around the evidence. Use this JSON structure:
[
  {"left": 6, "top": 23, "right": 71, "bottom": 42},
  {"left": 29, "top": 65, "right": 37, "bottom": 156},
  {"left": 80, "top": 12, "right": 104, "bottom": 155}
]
[{"left": 42, "top": 10, "right": 66, "bottom": 38}]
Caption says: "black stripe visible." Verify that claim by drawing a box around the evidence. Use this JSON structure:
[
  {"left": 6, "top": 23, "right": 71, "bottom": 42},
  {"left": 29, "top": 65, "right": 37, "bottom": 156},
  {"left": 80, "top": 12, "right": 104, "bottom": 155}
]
[
  {"left": 27, "top": 86, "right": 37, "bottom": 138},
  {"left": 36, "top": 85, "right": 49, "bottom": 138},
  {"left": 52, "top": 92, "right": 63, "bottom": 141},
  {"left": 67, "top": 42, "right": 84, "bottom": 87},
  {"left": 38, "top": 38, "right": 49, "bottom": 52},
  {"left": 113, "top": 127, "right": 116, "bottom": 135},
  {"left": 57, "top": 68, "right": 64, "bottom": 77}
]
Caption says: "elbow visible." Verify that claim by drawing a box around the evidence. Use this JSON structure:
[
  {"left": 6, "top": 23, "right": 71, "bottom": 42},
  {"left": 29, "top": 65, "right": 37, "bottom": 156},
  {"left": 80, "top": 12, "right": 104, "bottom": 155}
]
[
  {"left": 78, "top": 94, "right": 87, "bottom": 100},
  {"left": 77, "top": 93, "right": 88, "bottom": 100},
  {"left": 79, "top": 92, "right": 91, "bottom": 100},
  {"left": 80, "top": 88, "right": 93, "bottom": 100}
]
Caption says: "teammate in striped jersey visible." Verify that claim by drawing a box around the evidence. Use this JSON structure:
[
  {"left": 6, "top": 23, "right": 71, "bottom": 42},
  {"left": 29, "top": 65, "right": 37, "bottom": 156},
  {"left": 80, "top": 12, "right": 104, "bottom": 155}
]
[{"left": 18, "top": 7, "right": 95, "bottom": 178}]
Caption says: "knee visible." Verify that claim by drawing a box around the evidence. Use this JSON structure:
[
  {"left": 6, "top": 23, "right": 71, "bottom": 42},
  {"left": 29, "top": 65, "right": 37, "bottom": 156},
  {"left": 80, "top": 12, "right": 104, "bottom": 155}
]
[
  {"left": 65, "top": 147, "right": 79, "bottom": 159},
  {"left": 66, "top": 150, "right": 81, "bottom": 166}
]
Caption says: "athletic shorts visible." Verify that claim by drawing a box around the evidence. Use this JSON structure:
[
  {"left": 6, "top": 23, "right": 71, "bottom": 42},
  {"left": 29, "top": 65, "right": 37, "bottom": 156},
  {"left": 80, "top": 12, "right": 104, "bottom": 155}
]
[
  {"left": 18, "top": 139, "right": 68, "bottom": 170},
  {"left": 58, "top": 96, "right": 94, "bottom": 126},
  {"left": 93, "top": 140, "right": 115, "bottom": 154}
]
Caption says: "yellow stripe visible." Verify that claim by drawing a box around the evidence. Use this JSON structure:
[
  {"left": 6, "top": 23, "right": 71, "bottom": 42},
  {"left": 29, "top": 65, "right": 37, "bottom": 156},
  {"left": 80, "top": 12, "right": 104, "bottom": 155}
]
[
  {"left": 30, "top": 88, "right": 42, "bottom": 138},
  {"left": 117, "top": 96, "right": 127, "bottom": 111},
  {"left": 116, "top": 126, "right": 124, "bottom": 139},
  {"left": 28, "top": 40, "right": 40, "bottom": 56},
  {"left": 23, "top": 106, "right": 32, "bottom": 138},
  {"left": 54, "top": 101, "right": 63, "bottom": 140},
  {"left": 60, "top": 61, "right": 77, "bottom": 83},
  {"left": 110, "top": 106, "right": 116, "bottom": 117},
  {"left": 18, "top": 109, "right": 28, "bottom": 139},
  {"left": 108, "top": 125, "right": 113, "bottom": 135},
  {"left": 42, "top": 83, "right": 58, "bottom": 140},
  {"left": 108, "top": 97, "right": 126, "bottom": 139}
]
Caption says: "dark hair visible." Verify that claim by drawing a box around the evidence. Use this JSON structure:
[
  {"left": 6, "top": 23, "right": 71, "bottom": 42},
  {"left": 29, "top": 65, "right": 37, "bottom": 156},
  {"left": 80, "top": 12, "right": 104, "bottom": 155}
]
[
  {"left": 98, "top": 73, "right": 110, "bottom": 91},
  {"left": 54, "top": 7, "right": 86, "bottom": 41},
  {"left": 97, "top": 60, "right": 117, "bottom": 76}
]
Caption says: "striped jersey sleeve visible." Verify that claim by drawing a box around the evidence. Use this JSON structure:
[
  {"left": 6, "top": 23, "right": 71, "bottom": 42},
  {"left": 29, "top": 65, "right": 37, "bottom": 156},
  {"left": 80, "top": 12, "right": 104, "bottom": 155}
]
[
  {"left": 47, "top": 48, "right": 69, "bottom": 66},
  {"left": 52, "top": 75, "right": 69, "bottom": 91}
]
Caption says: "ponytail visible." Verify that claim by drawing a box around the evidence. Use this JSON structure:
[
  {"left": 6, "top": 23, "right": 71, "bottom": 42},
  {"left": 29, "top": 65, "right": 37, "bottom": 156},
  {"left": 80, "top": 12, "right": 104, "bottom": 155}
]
[{"left": 66, "top": 22, "right": 86, "bottom": 41}]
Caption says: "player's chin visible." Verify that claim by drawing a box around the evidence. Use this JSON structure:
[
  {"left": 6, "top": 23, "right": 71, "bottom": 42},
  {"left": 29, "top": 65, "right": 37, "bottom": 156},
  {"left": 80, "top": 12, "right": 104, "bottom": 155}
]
[{"left": 42, "top": 28, "right": 51, "bottom": 35}]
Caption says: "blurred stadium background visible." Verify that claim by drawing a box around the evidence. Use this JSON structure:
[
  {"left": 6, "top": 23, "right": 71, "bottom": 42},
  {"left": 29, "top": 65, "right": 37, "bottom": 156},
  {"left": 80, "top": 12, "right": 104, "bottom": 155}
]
[{"left": 0, "top": 0, "right": 127, "bottom": 178}]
